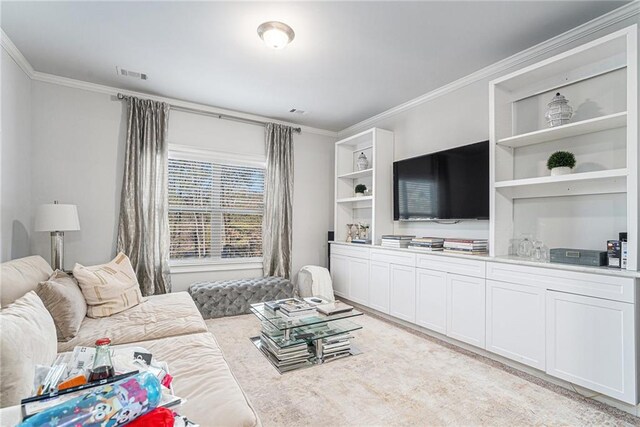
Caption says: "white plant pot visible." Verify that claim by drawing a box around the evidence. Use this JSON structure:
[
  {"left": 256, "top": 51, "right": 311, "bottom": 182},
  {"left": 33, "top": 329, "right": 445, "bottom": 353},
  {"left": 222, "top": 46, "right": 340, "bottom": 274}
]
[
  {"left": 355, "top": 192, "right": 364, "bottom": 198},
  {"left": 550, "top": 166, "right": 572, "bottom": 176}
]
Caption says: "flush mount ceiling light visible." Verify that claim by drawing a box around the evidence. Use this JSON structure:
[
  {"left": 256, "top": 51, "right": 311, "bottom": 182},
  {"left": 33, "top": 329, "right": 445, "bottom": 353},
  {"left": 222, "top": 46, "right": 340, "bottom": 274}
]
[{"left": 257, "top": 21, "right": 295, "bottom": 49}]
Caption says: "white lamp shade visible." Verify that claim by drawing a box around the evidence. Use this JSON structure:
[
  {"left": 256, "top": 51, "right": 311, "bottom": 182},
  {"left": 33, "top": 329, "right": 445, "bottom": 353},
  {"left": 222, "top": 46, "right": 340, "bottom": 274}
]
[{"left": 35, "top": 203, "right": 80, "bottom": 232}]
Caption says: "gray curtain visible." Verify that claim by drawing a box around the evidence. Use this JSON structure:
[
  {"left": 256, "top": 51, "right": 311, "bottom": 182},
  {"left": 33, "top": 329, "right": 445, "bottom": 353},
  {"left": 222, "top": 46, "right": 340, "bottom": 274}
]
[
  {"left": 263, "top": 123, "right": 294, "bottom": 279},
  {"left": 117, "top": 96, "right": 171, "bottom": 296}
]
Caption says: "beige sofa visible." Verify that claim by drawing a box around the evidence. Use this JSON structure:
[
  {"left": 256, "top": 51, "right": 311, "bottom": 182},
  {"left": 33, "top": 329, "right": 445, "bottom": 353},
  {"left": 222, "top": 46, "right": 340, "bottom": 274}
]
[{"left": 0, "top": 256, "right": 260, "bottom": 426}]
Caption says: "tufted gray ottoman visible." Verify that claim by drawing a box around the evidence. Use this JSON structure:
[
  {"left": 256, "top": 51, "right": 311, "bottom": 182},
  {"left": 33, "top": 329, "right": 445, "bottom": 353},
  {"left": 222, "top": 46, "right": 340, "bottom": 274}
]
[{"left": 189, "top": 276, "right": 294, "bottom": 319}]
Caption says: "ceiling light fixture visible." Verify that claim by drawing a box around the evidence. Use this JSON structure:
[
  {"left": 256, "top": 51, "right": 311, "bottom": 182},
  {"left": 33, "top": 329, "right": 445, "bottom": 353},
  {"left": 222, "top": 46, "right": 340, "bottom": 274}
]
[{"left": 257, "top": 21, "right": 295, "bottom": 49}]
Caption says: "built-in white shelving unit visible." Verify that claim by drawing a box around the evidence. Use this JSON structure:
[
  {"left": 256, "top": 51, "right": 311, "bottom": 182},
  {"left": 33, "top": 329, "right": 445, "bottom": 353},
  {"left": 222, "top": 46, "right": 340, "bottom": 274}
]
[
  {"left": 489, "top": 25, "right": 638, "bottom": 271},
  {"left": 337, "top": 168, "right": 374, "bottom": 179},
  {"left": 336, "top": 196, "right": 374, "bottom": 203},
  {"left": 497, "top": 111, "right": 627, "bottom": 148},
  {"left": 334, "top": 128, "right": 394, "bottom": 245}
]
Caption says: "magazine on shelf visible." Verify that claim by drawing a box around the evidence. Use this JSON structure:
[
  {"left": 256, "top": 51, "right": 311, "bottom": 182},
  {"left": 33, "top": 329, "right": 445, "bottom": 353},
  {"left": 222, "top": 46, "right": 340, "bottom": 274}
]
[
  {"left": 444, "top": 239, "right": 488, "bottom": 245},
  {"left": 443, "top": 249, "right": 487, "bottom": 255},
  {"left": 412, "top": 237, "right": 445, "bottom": 243},
  {"left": 408, "top": 245, "right": 444, "bottom": 251},
  {"left": 381, "top": 235, "right": 415, "bottom": 240}
]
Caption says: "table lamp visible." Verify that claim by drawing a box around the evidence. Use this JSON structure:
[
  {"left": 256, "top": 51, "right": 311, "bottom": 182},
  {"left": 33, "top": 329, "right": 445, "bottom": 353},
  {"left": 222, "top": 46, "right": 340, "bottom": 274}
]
[{"left": 35, "top": 201, "right": 80, "bottom": 270}]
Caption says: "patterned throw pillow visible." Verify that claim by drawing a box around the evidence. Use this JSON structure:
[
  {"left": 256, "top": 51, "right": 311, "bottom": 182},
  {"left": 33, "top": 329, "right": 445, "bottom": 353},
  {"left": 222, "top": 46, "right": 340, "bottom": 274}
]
[
  {"left": 73, "top": 252, "right": 145, "bottom": 318},
  {"left": 36, "top": 270, "right": 87, "bottom": 341}
]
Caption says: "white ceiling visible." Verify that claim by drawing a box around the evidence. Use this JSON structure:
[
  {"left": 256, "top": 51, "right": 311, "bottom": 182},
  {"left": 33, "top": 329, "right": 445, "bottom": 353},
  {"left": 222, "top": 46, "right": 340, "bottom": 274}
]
[{"left": 1, "top": 1, "right": 628, "bottom": 131}]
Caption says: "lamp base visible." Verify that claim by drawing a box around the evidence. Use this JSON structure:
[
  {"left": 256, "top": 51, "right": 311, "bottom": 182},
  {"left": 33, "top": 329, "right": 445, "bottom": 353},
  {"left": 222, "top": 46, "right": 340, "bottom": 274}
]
[{"left": 50, "top": 231, "right": 64, "bottom": 271}]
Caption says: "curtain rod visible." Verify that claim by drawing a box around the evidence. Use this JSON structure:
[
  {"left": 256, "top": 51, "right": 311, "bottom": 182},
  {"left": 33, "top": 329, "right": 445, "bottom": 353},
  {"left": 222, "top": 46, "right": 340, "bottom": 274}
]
[{"left": 116, "top": 93, "right": 301, "bottom": 133}]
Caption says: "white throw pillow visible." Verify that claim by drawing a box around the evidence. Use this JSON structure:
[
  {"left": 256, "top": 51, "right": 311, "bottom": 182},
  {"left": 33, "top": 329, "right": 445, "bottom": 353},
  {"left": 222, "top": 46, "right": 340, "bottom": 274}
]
[
  {"left": 73, "top": 252, "right": 145, "bottom": 318},
  {"left": 0, "top": 291, "right": 57, "bottom": 408}
]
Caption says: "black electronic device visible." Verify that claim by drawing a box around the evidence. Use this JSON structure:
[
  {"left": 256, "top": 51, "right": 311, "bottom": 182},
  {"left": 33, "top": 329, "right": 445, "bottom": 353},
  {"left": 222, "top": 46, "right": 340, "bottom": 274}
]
[{"left": 393, "top": 141, "right": 489, "bottom": 221}]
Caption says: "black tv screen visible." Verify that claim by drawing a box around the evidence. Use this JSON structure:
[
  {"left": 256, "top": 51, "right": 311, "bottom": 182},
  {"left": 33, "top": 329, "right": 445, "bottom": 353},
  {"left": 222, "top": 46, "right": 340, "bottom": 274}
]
[{"left": 393, "top": 141, "right": 489, "bottom": 221}]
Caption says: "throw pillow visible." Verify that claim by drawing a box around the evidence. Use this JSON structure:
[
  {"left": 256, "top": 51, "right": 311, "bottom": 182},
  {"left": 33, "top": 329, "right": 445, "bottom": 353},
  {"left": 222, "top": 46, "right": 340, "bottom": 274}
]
[
  {"left": 0, "top": 291, "right": 58, "bottom": 408},
  {"left": 73, "top": 252, "right": 145, "bottom": 318},
  {"left": 36, "top": 270, "right": 87, "bottom": 341}
]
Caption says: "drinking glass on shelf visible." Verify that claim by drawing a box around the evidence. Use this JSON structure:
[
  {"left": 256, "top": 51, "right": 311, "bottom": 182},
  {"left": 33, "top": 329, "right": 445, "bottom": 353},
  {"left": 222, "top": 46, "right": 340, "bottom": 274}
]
[
  {"left": 540, "top": 243, "right": 550, "bottom": 262},
  {"left": 508, "top": 238, "right": 521, "bottom": 256},
  {"left": 517, "top": 234, "right": 534, "bottom": 258},
  {"left": 532, "top": 240, "right": 543, "bottom": 261},
  {"left": 351, "top": 224, "right": 360, "bottom": 240},
  {"left": 531, "top": 240, "right": 550, "bottom": 262}
]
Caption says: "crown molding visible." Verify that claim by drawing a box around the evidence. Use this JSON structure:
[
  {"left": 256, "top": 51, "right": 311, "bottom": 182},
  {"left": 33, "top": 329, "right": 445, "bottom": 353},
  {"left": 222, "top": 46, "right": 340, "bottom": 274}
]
[
  {"left": 0, "top": 30, "right": 337, "bottom": 139},
  {"left": 1, "top": 29, "right": 35, "bottom": 77},
  {"left": 338, "top": 1, "right": 640, "bottom": 137}
]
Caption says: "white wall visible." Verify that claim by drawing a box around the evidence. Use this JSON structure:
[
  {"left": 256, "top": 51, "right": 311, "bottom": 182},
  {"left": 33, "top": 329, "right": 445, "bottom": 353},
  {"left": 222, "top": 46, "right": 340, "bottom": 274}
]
[
  {"left": 337, "top": 17, "right": 639, "bottom": 244},
  {"left": 1, "top": 48, "right": 32, "bottom": 261},
  {"left": 29, "top": 81, "right": 335, "bottom": 291}
]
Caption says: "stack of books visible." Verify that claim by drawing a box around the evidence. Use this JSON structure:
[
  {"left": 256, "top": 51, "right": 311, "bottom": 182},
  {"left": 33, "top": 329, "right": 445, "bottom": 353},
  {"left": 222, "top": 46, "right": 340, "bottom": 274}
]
[
  {"left": 381, "top": 235, "right": 415, "bottom": 248},
  {"left": 316, "top": 301, "right": 353, "bottom": 316},
  {"left": 443, "top": 238, "right": 488, "bottom": 255},
  {"left": 320, "top": 333, "right": 352, "bottom": 361},
  {"left": 351, "top": 238, "right": 371, "bottom": 244},
  {"left": 408, "top": 237, "right": 444, "bottom": 251},
  {"left": 274, "top": 298, "right": 317, "bottom": 318},
  {"left": 260, "top": 333, "right": 312, "bottom": 372}
]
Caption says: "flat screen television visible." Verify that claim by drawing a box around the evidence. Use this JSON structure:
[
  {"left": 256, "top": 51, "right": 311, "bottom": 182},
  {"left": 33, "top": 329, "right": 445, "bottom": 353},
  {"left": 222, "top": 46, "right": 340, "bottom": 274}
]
[{"left": 393, "top": 140, "right": 489, "bottom": 221}]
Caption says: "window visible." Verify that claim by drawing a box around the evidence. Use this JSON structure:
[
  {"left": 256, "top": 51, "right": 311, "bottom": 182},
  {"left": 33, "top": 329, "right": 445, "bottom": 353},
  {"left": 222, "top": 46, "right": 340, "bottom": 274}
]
[{"left": 168, "top": 150, "right": 264, "bottom": 263}]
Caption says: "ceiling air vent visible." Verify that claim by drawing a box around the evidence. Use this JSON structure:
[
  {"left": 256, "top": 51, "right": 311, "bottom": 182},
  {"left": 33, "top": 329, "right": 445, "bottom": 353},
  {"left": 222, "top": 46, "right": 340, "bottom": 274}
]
[
  {"left": 116, "top": 66, "right": 148, "bottom": 80},
  {"left": 289, "top": 108, "right": 306, "bottom": 115}
]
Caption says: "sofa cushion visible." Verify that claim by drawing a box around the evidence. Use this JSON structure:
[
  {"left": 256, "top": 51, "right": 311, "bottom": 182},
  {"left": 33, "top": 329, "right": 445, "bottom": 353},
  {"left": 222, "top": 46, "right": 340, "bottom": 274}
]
[
  {"left": 0, "top": 256, "right": 53, "bottom": 308},
  {"left": 73, "top": 252, "right": 145, "bottom": 318},
  {"left": 122, "top": 332, "right": 260, "bottom": 427},
  {"left": 57, "top": 292, "right": 208, "bottom": 352},
  {"left": 36, "top": 270, "right": 87, "bottom": 341},
  {"left": 0, "top": 291, "right": 57, "bottom": 408}
]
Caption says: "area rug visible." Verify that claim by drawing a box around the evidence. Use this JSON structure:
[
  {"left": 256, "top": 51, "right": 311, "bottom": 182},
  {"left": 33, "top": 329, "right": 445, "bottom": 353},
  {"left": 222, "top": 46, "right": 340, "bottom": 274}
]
[{"left": 206, "top": 314, "right": 637, "bottom": 426}]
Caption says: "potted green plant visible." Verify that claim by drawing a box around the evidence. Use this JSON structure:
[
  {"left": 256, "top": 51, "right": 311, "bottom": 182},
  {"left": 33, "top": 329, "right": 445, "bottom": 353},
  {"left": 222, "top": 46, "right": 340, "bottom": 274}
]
[
  {"left": 547, "top": 151, "right": 576, "bottom": 176},
  {"left": 355, "top": 183, "right": 367, "bottom": 197}
]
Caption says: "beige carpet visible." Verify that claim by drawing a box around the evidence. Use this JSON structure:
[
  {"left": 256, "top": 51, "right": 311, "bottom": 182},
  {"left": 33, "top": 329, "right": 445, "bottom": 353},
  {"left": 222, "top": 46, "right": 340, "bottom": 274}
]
[{"left": 206, "top": 313, "right": 637, "bottom": 426}]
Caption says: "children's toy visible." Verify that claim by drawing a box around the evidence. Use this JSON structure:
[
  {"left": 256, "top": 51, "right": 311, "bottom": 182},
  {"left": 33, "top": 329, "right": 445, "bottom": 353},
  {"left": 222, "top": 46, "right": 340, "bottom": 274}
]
[{"left": 19, "top": 372, "right": 161, "bottom": 427}]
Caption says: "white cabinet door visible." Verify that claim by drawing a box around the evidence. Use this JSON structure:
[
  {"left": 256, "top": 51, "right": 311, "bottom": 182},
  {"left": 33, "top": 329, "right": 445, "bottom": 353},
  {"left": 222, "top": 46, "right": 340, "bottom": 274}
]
[
  {"left": 349, "top": 258, "right": 370, "bottom": 305},
  {"left": 369, "top": 261, "right": 391, "bottom": 314},
  {"left": 330, "top": 255, "right": 349, "bottom": 298},
  {"left": 546, "top": 291, "right": 636, "bottom": 404},
  {"left": 389, "top": 264, "right": 416, "bottom": 323},
  {"left": 486, "top": 280, "right": 545, "bottom": 370},
  {"left": 415, "top": 268, "right": 447, "bottom": 334},
  {"left": 446, "top": 274, "right": 485, "bottom": 348}
]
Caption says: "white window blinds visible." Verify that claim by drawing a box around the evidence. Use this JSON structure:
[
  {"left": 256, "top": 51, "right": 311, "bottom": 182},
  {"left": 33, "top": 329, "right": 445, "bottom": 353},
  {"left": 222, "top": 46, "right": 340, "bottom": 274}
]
[{"left": 168, "top": 155, "right": 264, "bottom": 262}]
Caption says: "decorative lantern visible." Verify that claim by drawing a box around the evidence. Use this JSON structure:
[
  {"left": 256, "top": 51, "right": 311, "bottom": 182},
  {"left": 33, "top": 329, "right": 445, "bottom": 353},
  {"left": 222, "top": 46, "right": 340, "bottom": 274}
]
[
  {"left": 544, "top": 92, "right": 573, "bottom": 127},
  {"left": 356, "top": 152, "right": 369, "bottom": 171}
]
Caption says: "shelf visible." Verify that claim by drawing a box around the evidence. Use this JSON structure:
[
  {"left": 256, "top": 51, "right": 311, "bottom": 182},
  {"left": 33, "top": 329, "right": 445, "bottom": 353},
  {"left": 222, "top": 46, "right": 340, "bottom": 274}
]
[
  {"left": 495, "top": 168, "right": 628, "bottom": 199},
  {"left": 336, "top": 196, "right": 373, "bottom": 203},
  {"left": 352, "top": 145, "right": 372, "bottom": 153},
  {"left": 497, "top": 112, "right": 627, "bottom": 148},
  {"left": 337, "top": 169, "right": 373, "bottom": 179}
]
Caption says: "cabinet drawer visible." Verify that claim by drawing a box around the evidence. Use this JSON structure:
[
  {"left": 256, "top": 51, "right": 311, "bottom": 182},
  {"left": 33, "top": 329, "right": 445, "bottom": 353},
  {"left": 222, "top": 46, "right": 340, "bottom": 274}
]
[
  {"left": 416, "top": 254, "right": 485, "bottom": 278},
  {"left": 371, "top": 248, "right": 416, "bottom": 267},
  {"left": 331, "top": 244, "right": 370, "bottom": 260},
  {"left": 486, "top": 262, "right": 635, "bottom": 303}
]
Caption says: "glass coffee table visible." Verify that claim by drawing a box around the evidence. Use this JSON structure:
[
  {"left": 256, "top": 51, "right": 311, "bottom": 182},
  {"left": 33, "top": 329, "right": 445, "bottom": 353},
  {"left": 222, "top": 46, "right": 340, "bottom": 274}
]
[{"left": 249, "top": 301, "right": 363, "bottom": 373}]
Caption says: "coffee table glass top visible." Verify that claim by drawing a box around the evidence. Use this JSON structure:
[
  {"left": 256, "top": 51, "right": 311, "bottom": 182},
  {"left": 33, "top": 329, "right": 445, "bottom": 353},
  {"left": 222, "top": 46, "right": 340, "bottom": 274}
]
[
  {"left": 260, "top": 318, "right": 363, "bottom": 348},
  {"left": 250, "top": 302, "right": 363, "bottom": 331}
]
